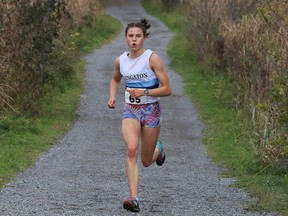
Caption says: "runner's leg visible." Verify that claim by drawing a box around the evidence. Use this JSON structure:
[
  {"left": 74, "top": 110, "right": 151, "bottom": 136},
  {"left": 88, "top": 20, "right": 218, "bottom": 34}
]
[
  {"left": 122, "top": 118, "right": 141, "bottom": 197},
  {"left": 140, "top": 126, "right": 161, "bottom": 167}
]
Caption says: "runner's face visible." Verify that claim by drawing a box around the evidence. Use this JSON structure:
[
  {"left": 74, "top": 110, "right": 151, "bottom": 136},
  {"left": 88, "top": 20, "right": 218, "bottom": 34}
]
[{"left": 126, "top": 27, "right": 145, "bottom": 52}]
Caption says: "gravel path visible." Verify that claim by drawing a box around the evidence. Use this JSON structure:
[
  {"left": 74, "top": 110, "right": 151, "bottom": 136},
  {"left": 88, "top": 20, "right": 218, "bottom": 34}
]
[{"left": 0, "top": 1, "right": 278, "bottom": 215}]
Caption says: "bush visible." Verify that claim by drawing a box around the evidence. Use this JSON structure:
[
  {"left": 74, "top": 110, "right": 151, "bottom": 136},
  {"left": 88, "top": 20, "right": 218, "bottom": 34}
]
[
  {"left": 0, "top": 0, "right": 69, "bottom": 113},
  {"left": 181, "top": 0, "right": 288, "bottom": 167},
  {"left": 0, "top": 0, "right": 103, "bottom": 115}
]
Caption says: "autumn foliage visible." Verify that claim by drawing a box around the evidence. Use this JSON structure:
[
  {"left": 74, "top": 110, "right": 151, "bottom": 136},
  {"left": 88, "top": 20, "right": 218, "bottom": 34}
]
[
  {"left": 154, "top": 0, "right": 288, "bottom": 166},
  {"left": 0, "top": 0, "right": 102, "bottom": 113}
]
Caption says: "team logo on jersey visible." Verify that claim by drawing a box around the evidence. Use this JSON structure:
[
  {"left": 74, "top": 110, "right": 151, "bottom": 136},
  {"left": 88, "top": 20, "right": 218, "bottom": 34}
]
[{"left": 123, "top": 73, "right": 148, "bottom": 80}]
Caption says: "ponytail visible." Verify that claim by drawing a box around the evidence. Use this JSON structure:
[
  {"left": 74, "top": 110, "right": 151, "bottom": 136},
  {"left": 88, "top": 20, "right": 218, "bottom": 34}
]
[{"left": 125, "top": 18, "right": 151, "bottom": 37}]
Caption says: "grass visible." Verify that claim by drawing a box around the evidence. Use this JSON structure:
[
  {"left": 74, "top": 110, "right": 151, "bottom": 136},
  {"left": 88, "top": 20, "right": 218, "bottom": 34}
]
[
  {"left": 0, "top": 73, "right": 82, "bottom": 186},
  {"left": 75, "top": 13, "right": 121, "bottom": 53},
  {"left": 0, "top": 13, "right": 121, "bottom": 189},
  {"left": 142, "top": 0, "right": 288, "bottom": 215}
]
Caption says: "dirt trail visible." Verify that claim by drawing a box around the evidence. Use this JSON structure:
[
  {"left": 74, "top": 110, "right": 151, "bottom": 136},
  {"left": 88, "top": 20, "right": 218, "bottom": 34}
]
[{"left": 0, "top": 1, "right": 277, "bottom": 215}]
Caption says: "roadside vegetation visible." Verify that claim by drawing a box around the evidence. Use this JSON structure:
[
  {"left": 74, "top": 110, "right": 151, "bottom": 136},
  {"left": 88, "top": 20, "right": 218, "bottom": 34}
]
[
  {"left": 0, "top": 0, "right": 121, "bottom": 189},
  {"left": 142, "top": 0, "right": 288, "bottom": 215}
]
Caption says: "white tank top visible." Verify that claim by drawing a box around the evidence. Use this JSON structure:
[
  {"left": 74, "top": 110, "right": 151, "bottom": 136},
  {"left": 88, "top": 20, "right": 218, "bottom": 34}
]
[{"left": 119, "top": 49, "right": 160, "bottom": 104}]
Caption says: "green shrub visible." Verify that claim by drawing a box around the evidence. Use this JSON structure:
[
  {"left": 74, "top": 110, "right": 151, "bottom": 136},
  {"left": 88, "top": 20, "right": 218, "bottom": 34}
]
[
  {"left": 180, "top": 0, "right": 288, "bottom": 168},
  {"left": 0, "top": 0, "right": 69, "bottom": 113}
]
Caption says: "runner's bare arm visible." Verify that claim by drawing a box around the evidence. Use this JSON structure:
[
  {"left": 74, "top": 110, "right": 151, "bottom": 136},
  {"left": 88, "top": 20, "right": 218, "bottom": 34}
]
[
  {"left": 148, "top": 53, "right": 172, "bottom": 97},
  {"left": 108, "top": 57, "right": 122, "bottom": 109}
]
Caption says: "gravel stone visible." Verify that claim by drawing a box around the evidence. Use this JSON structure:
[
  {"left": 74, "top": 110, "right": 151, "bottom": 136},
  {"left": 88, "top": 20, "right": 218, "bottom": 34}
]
[{"left": 0, "top": 1, "right": 279, "bottom": 215}]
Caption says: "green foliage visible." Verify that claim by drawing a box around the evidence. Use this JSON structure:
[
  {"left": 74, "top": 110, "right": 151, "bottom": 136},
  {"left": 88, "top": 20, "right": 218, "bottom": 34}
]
[
  {"left": 168, "top": 34, "right": 256, "bottom": 174},
  {"left": 150, "top": 0, "right": 288, "bottom": 168},
  {"left": 74, "top": 14, "right": 121, "bottom": 53},
  {"left": 159, "top": 0, "right": 180, "bottom": 12},
  {"left": 142, "top": 0, "right": 185, "bottom": 33},
  {"left": 0, "top": 0, "right": 69, "bottom": 113},
  {"left": 0, "top": 12, "right": 121, "bottom": 189},
  {"left": 252, "top": 74, "right": 288, "bottom": 166},
  {"left": 0, "top": 80, "right": 81, "bottom": 188},
  {"left": 271, "top": 75, "right": 288, "bottom": 127},
  {"left": 142, "top": 0, "right": 180, "bottom": 12},
  {"left": 142, "top": 0, "right": 288, "bottom": 214},
  {"left": 0, "top": 0, "right": 117, "bottom": 116}
]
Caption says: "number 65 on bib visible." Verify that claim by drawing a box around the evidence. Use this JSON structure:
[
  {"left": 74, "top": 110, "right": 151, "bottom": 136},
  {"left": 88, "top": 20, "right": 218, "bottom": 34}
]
[{"left": 125, "top": 89, "right": 147, "bottom": 104}]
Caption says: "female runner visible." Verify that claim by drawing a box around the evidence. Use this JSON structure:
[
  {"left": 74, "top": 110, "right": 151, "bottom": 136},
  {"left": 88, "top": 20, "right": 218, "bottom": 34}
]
[{"left": 108, "top": 18, "right": 172, "bottom": 212}]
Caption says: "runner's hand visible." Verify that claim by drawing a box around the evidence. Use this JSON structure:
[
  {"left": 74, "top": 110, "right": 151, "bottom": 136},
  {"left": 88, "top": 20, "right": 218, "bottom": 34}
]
[
  {"left": 108, "top": 98, "right": 116, "bottom": 109},
  {"left": 126, "top": 88, "right": 144, "bottom": 98}
]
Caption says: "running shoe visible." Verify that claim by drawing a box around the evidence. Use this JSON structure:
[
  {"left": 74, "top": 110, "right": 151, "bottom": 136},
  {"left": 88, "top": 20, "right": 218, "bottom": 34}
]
[
  {"left": 156, "top": 140, "right": 166, "bottom": 166},
  {"left": 123, "top": 196, "right": 140, "bottom": 212}
]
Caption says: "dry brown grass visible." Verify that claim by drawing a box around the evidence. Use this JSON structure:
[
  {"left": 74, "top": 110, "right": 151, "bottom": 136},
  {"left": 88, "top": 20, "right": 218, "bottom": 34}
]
[
  {"left": 180, "top": 0, "right": 288, "bottom": 166},
  {"left": 65, "top": 0, "right": 103, "bottom": 27},
  {"left": 220, "top": 1, "right": 288, "bottom": 165},
  {"left": 0, "top": 0, "right": 103, "bottom": 114}
]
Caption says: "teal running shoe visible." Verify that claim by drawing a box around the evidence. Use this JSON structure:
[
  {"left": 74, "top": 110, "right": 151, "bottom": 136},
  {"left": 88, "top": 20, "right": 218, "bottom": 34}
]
[{"left": 156, "top": 140, "right": 166, "bottom": 166}]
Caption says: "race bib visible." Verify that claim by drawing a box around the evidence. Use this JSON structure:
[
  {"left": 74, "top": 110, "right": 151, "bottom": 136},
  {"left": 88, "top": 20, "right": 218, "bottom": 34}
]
[{"left": 125, "top": 89, "right": 147, "bottom": 104}]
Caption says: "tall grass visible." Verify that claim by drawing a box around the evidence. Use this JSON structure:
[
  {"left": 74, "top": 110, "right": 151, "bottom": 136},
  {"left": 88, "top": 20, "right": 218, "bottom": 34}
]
[
  {"left": 142, "top": 0, "right": 288, "bottom": 214},
  {"left": 0, "top": 0, "right": 103, "bottom": 114},
  {"left": 185, "top": 0, "right": 288, "bottom": 167},
  {"left": 66, "top": 0, "right": 102, "bottom": 25},
  {"left": 153, "top": 0, "right": 288, "bottom": 170},
  {"left": 0, "top": 0, "right": 121, "bottom": 189}
]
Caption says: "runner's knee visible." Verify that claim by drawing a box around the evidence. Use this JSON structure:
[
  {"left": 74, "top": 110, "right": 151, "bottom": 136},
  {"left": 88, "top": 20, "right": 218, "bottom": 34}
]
[
  {"left": 141, "top": 157, "right": 153, "bottom": 167},
  {"left": 126, "top": 144, "right": 138, "bottom": 158}
]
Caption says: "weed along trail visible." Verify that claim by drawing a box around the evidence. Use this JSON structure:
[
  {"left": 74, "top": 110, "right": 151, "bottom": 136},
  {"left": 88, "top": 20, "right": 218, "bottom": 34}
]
[{"left": 0, "top": 1, "right": 278, "bottom": 216}]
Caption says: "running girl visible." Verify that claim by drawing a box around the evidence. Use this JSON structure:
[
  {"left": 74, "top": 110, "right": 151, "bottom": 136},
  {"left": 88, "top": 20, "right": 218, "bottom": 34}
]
[{"left": 107, "top": 18, "right": 172, "bottom": 212}]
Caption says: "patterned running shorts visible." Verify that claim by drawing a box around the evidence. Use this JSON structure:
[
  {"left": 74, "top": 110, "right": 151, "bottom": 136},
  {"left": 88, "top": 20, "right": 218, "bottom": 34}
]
[{"left": 122, "top": 101, "right": 163, "bottom": 128}]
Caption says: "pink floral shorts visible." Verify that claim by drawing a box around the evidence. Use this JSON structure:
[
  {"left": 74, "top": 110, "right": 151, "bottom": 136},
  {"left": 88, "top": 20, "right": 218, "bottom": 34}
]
[{"left": 122, "top": 101, "right": 163, "bottom": 128}]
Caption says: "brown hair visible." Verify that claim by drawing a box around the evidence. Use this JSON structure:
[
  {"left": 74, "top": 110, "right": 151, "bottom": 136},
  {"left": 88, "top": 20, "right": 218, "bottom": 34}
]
[{"left": 125, "top": 18, "right": 151, "bottom": 37}]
